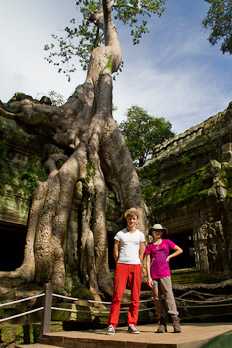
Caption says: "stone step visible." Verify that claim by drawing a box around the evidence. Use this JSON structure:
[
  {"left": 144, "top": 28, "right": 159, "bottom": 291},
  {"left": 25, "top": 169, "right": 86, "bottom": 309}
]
[
  {"left": 16, "top": 345, "right": 61, "bottom": 348},
  {"left": 40, "top": 334, "right": 177, "bottom": 348},
  {"left": 37, "top": 323, "right": 232, "bottom": 348},
  {"left": 15, "top": 323, "right": 232, "bottom": 348}
]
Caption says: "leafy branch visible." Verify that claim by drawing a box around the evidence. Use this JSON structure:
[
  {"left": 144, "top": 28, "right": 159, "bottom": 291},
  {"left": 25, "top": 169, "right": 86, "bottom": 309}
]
[
  {"left": 44, "top": 0, "right": 166, "bottom": 80},
  {"left": 202, "top": 0, "right": 232, "bottom": 54}
]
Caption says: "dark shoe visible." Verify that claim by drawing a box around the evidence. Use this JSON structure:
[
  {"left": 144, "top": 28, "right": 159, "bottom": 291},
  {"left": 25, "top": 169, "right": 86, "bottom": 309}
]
[
  {"left": 156, "top": 317, "right": 167, "bottom": 333},
  {"left": 172, "top": 316, "right": 181, "bottom": 333}
]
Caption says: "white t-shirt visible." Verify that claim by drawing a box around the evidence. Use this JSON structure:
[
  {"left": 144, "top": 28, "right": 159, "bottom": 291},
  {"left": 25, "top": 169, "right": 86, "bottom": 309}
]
[{"left": 114, "top": 228, "right": 145, "bottom": 265}]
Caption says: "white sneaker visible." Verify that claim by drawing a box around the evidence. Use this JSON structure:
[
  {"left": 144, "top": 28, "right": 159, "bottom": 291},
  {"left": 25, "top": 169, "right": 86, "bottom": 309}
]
[
  {"left": 106, "top": 324, "right": 115, "bottom": 335},
  {"left": 128, "top": 324, "right": 140, "bottom": 334}
]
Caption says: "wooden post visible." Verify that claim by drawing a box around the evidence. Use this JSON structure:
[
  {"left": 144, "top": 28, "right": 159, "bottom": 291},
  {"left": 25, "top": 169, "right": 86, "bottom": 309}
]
[{"left": 40, "top": 283, "right": 52, "bottom": 337}]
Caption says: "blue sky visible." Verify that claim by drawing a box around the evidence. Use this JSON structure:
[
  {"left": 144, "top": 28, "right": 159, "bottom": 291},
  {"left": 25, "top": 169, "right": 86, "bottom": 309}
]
[{"left": 1, "top": 0, "right": 232, "bottom": 134}]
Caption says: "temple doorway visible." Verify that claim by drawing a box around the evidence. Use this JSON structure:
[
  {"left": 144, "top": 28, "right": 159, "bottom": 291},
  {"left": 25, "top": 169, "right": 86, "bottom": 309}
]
[
  {"left": 0, "top": 222, "right": 27, "bottom": 271},
  {"left": 169, "top": 230, "right": 196, "bottom": 270}
]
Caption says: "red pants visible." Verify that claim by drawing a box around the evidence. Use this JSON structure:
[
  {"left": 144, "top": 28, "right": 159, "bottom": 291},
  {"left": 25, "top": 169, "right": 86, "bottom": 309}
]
[{"left": 108, "top": 263, "right": 142, "bottom": 327}]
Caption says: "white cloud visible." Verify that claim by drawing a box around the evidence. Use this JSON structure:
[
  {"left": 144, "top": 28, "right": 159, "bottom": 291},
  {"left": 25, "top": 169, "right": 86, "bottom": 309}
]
[
  {"left": 0, "top": 0, "right": 83, "bottom": 103},
  {"left": 113, "top": 56, "right": 231, "bottom": 134},
  {"left": 112, "top": 2, "right": 232, "bottom": 134}
]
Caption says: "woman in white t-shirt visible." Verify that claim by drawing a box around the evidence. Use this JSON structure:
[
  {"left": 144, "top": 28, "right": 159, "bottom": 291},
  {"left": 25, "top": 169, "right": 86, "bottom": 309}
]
[{"left": 106, "top": 208, "right": 145, "bottom": 335}]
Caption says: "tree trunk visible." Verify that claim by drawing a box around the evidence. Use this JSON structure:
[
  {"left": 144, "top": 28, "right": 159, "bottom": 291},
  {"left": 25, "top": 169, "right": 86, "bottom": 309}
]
[{"left": 0, "top": 0, "right": 147, "bottom": 298}]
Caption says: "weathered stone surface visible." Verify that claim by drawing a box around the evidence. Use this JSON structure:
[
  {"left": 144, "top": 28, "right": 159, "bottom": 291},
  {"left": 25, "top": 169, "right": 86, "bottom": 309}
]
[
  {"left": 0, "top": 187, "right": 30, "bottom": 226},
  {"left": 138, "top": 103, "right": 232, "bottom": 277}
]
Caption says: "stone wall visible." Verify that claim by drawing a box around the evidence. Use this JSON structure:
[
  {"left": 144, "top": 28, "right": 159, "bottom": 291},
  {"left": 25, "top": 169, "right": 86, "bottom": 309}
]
[{"left": 138, "top": 102, "right": 232, "bottom": 276}]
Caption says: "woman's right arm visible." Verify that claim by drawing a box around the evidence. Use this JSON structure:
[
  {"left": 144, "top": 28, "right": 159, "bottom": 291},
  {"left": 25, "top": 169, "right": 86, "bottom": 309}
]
[{"left": 146, "top": 254, "right": 153, "bottom": 288}]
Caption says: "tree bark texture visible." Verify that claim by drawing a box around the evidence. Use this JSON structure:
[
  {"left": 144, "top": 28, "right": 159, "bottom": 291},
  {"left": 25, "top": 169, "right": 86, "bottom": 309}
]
[{"left": 0, "top": 0, "right": 147, "bottom": 298}]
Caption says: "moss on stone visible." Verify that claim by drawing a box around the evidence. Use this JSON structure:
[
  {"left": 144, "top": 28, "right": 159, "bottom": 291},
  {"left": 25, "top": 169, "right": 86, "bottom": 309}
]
[
  {"left": 0, "top": 116, "right": 31, "bottom": 143},
  {"left": 140, "top": 165, "right": 208, "bottom": 215},
  {"left": 0, "top": 323, "right": 40, "bottom": 347},
  {"left": 171, "top": 269, "right": 228, "bottom": 285},
  {"left": 0, "top": 146, "right": 47, "bottom": 198},
  {"left": 71, "top": 285, "right": 94, "bottom": 300}
]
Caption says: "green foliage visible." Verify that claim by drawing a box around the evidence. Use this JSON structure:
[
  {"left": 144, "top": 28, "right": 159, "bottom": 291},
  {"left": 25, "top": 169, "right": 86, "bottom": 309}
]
[
  {"left": 44, "top": 0, "right": 166, "bottom": 80},
  {"left": 86, "top": 161, "right": 96, "bottom": 182},
  {"left": 0, "top": 324, "right": 40, "bottom": 347},
  {"left": 202, "top": 0, "right": 232, "bottom": 54},
  {"left": 18, "top": 155, "right": 48, "bottom": 196},
  {"left": 141, "top": 158, "right": 232, "bottom": 214},
  {"left": 0, "top": 139, "right": 15, "bottom": 188},
  {"left": 48, "top": 90, "right": 65, "bottom": 106},
  {"left": 222, "top": 164, "right": 232, "bottom": 198},
  {"left": 0, "top": 141, "right": 47, "bottom": 197},
  {"left": 0, "top": 326, "right": 24, "bottom": 347},
  {"left": 179, "top": 155, "right": 191, "bottom": 165},
  {"left": 106, "top": 55, "right": 113, "bottom": 72},
  {"left": 112, "top": 0, "right": 166, "bottom": 44},
  {"left": 119, "top": 105, "right": 175, "bottom": 166},
  {"left": 139, "top": 161, "right": 208, "bottom": 214},
  {"left": 155, "top": 168, "right": 207, "bottom": 213}
]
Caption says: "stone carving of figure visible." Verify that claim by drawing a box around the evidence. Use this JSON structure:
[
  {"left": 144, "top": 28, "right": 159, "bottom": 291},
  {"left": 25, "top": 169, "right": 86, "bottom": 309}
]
[
  {"left": 208, "top": 243, "right": 218, "bottom": 272},
  {"left": 207, "top": 218, "right": 228, "bottom": 273},
  {"left": 199, "top": 242, "right": 209, "bottom": 271},
  {"left": 196, "top": 222, "right": 210, "bottom": 271},
  {"left": 198, "top": 222, "right": 208, "bottom": 240}
]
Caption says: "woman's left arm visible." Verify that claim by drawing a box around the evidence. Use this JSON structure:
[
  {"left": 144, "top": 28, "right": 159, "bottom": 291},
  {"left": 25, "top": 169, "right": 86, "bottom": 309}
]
[{"left": 166, "top": 245, "right": 183, "bottom": 262}]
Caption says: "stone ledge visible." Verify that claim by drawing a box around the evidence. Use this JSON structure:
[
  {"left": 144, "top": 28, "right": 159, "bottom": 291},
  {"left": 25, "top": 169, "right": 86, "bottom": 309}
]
[{"left": 32, "top": 323, "right": 232, "bottom": 348}]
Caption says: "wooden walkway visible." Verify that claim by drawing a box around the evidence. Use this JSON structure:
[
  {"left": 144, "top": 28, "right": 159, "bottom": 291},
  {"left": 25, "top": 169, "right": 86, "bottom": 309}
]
[{"left": 16, "top": 323, "right": 232, "bottom": 348}]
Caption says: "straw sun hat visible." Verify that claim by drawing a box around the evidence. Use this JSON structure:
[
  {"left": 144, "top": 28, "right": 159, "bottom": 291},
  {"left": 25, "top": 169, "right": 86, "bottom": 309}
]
[{"left": 149, "top": 223, "right": 168, "bottom": 236}]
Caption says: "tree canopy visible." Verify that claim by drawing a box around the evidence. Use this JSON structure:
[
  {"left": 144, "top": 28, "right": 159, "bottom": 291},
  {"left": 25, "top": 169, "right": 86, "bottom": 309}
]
[
  {"left": 202, "top": 0, "right": 232, "bottom": 54},
  {"left": 119, "top": 105, "right": 175, "bottom": 166},
  {"left": 44, "top": 0, "right": 167, "bottom": 80}
]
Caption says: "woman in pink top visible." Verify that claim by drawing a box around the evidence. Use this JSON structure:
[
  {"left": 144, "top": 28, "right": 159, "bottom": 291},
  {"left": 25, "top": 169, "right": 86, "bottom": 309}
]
[{"left": 145, "top": 224, "right": 183, "bottom": 333}]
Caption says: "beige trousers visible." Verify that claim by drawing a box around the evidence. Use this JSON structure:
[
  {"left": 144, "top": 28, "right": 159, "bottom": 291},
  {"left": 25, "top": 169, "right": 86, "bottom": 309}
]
[{"left": 152, "top": 276, "right": 179, "bottom": 318}]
